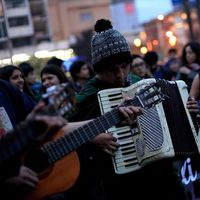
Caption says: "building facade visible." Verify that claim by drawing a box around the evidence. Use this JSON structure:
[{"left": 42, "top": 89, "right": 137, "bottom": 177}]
[
  {"left": 48, "top": 0, "right": 111, "bottom": 41},
  {"left": 0, "top": 0, "right": 111, "bottom": 63}
]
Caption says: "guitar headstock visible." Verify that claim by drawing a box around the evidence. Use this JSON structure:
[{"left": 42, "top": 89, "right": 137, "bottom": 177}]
[
  {"left": 135, "top": 82, "right": 167, "bottom": 108},
  {"left": 42, "top": 83, "right": 76, "bottom": 118}
]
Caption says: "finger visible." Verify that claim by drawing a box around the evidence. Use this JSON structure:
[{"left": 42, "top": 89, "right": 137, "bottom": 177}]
[
  {"left": 130, "top": 106, "right": 144, "bottom": 114},
  {"left": 189, "top": 109, "right": 199, "bottom": 113},
  {"left": 119, "top": 107, "right": 137, "bottom": 118},
  {"left": 35, "top": 116, "right": 67, "bottom": 128},
  {"left": 187, "top": 105, "right": 198, "bottom": 110},
  {"left": 187, "top": 99, "right": 197, "bottom": 103},
  {"left": 123, "top": 106, "right": 142, "bottom": 115},
  {"left": 103, "top": 148, "right": 114, "bottom": 156},
  {"left": 27, "top": 102, "right": 46, "bottom": 120},
  {"left": 107, "top": 144, "right": 118, "bottom": 151},
  {"left": 104, "top": 133, "right": 117, "bottom": 141},
  {"left": 23, "top": 175, "right": 39, "bottom": 185},
  {"left": 120, "top": 107, "right": 142, "bottom": 123},
  {"left": 119, "top": 107, "right": 129, "bottom": 118},
  {"left": 135, "top": 107, "right": 144, "bottom": 115},
  {"left": 187, "top": 104, "right": 198, "bottom": 108},
  {"left": 109, "top": 140, "right": 120, "bottom": 147},
  {"left": 54, "top": 117, "right": 68, "bottom": 126},
  {"left": 21, "top": 178, "right": 38, "bottom": 188},
  {"left": 23, "top": 167, "right": 38, "bottom": 177},
  {"left": 123, "top": 107, "right": 134, "bottom": 115},
  {"left": 32, "top": 101, "right": 46, "bottom": 113},
  {"left": 121, "top": 93, "right": 130, "bottom": 100},
  {"left": 187, "top": 101, "right": 198, "bottom": 106}
]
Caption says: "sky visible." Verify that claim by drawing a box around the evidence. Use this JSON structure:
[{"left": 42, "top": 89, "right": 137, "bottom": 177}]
[{"left": 135, "top": 0, "right": 174, "bottom": 24}]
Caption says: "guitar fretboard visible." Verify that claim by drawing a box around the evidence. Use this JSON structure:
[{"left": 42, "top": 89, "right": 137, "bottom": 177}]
[{"left": 41, "top": 98, "right": 141, "bottom": 164}]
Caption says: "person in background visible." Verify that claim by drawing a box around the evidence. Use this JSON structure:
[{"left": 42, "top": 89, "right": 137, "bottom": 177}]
[
  {"left": 40, "top": 64, "right": 76, "bottom": 122},
  {"left": 19, "top": 62, "right": 42, "bottom": 101},
  {"left": 178, "top": 41, "right": 200, "bottom": 91},
  {"left": 144, "top": 51, "right": 166, "bottom": 79},
  {"left": 40, "top": 64, "right": 70, "bottom": 93},
  {"left": 162, "top": 57, "right": 181, "bottom": 81},
  {"left": 131, "top": 54, "right": 153, "bottom": 79},
  {"left": 69, "top": 60, "right": 93, "bottom": 93},
  {"left": 167, "top": 48, "right": 178, "bottom": 61},
  {"left": 0, "top": 65, "right": 28, "bottom": 92},
  {"left": 47, "top": 57, "right": 66, "bottom": 75},
  {"left": 0, "top": 65, "right": 36, "bottom": 113}
]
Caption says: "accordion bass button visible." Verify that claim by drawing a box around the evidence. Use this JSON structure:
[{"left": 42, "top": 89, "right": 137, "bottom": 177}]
[{"left": 136, "top": 138, "right": 145, "bottom": 157}]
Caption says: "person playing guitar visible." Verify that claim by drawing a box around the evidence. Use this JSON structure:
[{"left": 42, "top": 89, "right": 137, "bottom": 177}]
[{"left": 0, "top": 82, "right": 143, "bottom": 200}]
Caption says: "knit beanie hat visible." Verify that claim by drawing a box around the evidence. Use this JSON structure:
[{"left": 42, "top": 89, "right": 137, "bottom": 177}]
[{"left": 91, "top": 19, "right": 131, "bottom": 73}]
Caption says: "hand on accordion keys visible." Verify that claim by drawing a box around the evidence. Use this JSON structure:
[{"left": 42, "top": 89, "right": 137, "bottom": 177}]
[
  {"left": 92, "top": 98, "right": 144, "bottom": 155},
  {"left": 91, "top": 133, "right": 119, "bottom": 155}
]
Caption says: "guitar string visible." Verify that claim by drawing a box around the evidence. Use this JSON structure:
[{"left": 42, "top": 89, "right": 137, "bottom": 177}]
[
  {"left": 42, "top": 108, "right": 120, "bottom": 163},
  {"left": 42, "top": 98, "right": 142, "bottom": 163},
  {"left": 42, "top": 84, "right": 156, "bottom": 161}
]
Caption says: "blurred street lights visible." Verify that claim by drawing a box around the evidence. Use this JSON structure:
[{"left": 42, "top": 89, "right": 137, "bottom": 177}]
[{"left": 157, "top": 14, "right": 164, "bottom": 58}]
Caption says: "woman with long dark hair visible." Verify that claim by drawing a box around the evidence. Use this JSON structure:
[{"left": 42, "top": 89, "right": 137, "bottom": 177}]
[
  {"left": 178, "top": 41, "right": 200, "bottom": 90},
  {"left": 0, "top": 65, "right": 36, "bottom": 113},
  {"left": 40, "top": 64, "right": 69, "bottom": 93}
]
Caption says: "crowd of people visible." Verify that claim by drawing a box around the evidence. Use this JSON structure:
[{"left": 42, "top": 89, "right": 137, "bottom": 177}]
[{"left": 0, "top": 18, "right": 200, "bottom": 200}]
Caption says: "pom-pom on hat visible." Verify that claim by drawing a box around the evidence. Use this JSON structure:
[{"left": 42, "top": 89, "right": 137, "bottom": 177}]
[{"left": 91, "top": 19, "right": 131, "bottom": 73}]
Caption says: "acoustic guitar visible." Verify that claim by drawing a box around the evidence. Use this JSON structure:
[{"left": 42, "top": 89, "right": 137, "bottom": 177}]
[{"left": 23, "top": 82, "right": 166, "bottom": 200}]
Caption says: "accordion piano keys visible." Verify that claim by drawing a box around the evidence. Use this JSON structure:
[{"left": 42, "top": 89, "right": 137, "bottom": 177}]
[{"left": 98, "top": 88, "right": 141, "bottom": 174}]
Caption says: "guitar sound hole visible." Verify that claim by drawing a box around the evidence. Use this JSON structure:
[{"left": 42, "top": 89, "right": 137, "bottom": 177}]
[{"left": 23, "top": 149, "right": 49, "bottom": 174}]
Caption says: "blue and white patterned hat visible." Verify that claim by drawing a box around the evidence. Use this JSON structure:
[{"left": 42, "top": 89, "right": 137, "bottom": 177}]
[{"left": 91, "top": 19, "right": 131, "bottom": 72}]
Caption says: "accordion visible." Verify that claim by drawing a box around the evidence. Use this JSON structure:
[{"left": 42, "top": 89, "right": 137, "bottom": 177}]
[{"left": 97, "top": 79, "right": 200, "bottom": 174}]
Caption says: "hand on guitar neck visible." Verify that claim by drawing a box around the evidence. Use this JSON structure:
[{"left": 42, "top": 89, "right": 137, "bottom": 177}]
[
  {"left": 91, "top": 105, "right": 143, "bottom": 155},
  {"left": 119, "top": 96, "right": 144, "bottom": 125}
]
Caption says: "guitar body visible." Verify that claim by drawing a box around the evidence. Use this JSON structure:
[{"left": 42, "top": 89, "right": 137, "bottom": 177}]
[{"left": 24, "top": 130, "right": 80, "bottom": 200}]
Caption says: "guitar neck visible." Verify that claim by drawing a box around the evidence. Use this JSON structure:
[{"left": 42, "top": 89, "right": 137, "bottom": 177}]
[{"left": 41, "top": 97, "right": 142, "bottom": 164}]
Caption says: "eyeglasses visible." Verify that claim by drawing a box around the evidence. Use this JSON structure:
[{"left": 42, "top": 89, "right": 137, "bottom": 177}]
[{"left": 132, "top": 62, "right": 145, "bottom": 68}]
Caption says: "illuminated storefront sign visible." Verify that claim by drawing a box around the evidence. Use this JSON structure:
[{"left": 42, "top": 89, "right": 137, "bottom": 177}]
[{"left": 181, "top": 157, "right": 197, "bottom": 185}]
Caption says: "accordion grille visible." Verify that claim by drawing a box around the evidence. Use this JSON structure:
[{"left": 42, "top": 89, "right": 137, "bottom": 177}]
[{"left": 138, "top": 107, "right": 164, "bottom": 151}]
